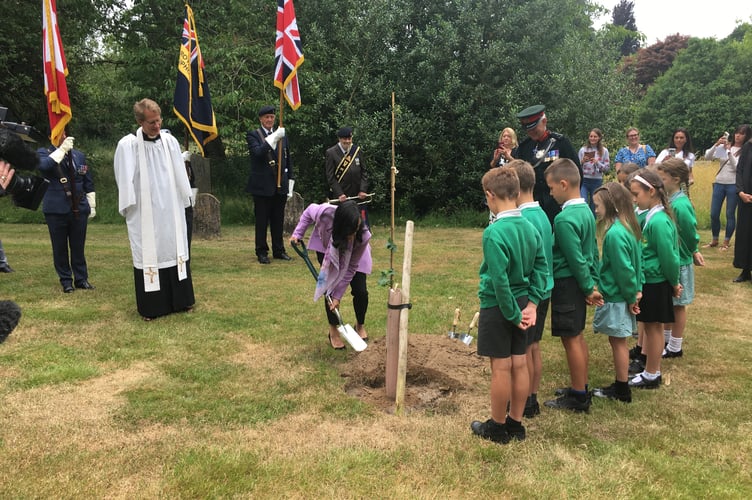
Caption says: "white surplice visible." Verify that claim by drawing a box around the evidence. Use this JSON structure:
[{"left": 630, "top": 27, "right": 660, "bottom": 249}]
[{"left": 114, "top": 129, "right": 192, "bottom": 291}]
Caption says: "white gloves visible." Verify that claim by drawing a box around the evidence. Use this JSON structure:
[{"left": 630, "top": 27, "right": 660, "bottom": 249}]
[
  {"left": 182, "top": 151, "right": 192, "bottom": 163},
  {"left": 287, "top": 179, "right": 295, "bottom": 199},
  {"left": 86, "top": 192, "right": 96, "bottom": 219},
  {"left": 191, "top": 188, "right": 199, "bottom": 207},
  {"left": 265, "top": 127, "right": 286, "bottom": 148},
  {"left": 49, "top": 136, "right": 75, "bottom": 163}
]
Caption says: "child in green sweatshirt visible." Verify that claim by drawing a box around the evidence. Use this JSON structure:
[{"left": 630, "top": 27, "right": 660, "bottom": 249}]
[
  {"left": 471, "top": 167, "right": 547, "bottom": 444},
  {"left": 543, "top": 159, "right": 602, "bottom": 413}
]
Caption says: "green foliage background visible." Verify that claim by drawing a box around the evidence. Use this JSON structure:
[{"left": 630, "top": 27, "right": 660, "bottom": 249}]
[{"left": 1, "top": 0, "right": 752, "bottom": 220}]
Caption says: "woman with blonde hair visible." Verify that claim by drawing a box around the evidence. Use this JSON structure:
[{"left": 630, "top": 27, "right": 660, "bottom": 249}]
[{"left": 489, "top": 127, "right": 518, "bottom": 168}]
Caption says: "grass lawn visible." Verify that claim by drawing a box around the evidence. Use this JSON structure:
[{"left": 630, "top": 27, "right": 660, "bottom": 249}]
[{"left": 0, "top": 161, "right": 751, "bottom": 498}]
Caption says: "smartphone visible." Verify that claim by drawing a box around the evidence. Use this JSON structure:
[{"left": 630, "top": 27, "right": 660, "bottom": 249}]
[
  {"left": 723, "top": 131, "right": 730, "bottom": 140},
  {"left": 668, "top": 147, "right": 676, "bottom": 157}
]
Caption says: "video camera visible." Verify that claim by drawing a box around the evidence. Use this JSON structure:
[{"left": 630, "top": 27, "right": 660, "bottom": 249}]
[{"left": 0, "top": 106, "right": 49, "bottom": 210}]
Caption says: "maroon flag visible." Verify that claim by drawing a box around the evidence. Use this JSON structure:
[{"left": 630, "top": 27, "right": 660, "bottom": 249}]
[{"left": 274, "top": 0, "right": 304, "bottom": 110}]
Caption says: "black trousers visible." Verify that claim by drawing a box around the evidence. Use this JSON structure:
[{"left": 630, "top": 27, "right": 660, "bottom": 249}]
[
  {"left": 44, "top": 212, "right": 88, "bottom": 286},
  {"left": 316, "top": 252, "right": 369, "bottom": 326},
  {"left": 133, "top": 264, "right": 195, "bottom": 319},
  {"left": 253, "top": 193, "right": 287, "bottom": 257}
]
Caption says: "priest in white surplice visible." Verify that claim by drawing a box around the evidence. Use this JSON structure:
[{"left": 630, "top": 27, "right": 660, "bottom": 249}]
[{"left": 114, "top": 98, "right": 195, "bottom": 320}]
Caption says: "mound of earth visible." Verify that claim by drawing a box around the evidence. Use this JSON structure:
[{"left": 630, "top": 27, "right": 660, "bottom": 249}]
[{"left": 340, "top": 333, "right": 489, "bottom": 413}]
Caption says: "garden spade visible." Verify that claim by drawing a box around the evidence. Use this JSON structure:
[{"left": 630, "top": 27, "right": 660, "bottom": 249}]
[
  {"left": 447, "top": 308, "right": 461, "bottom": 339},
  {"left": 459, "top": 311, "right": 479, "bottom": 346},
  {"left": 291, "top": 241, "right": 367, "bottom": 352}
]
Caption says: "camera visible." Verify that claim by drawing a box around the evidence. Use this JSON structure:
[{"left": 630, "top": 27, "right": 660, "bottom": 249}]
[{"left": 0, "top": 122, "right": 49, "bottom": 210}]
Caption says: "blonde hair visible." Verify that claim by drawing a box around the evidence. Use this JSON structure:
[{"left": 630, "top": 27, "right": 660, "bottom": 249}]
[
  {"left": 134, "top": 98, "right": 161, "bottom": 122},
  {"left": 498, "top": 127, "right": 518, "bottom": 148}
]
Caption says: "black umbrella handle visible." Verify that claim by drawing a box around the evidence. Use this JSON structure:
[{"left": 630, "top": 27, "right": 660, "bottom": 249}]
[{"left": 291, "top": 240, "right": 319, "bottom": 281}]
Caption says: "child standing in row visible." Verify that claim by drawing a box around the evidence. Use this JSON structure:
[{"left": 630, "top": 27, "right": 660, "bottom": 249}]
[
  {"left": 471, "top": 168, "right": 547, "bottom": 444},
  {"left": 591, "top": 183, "right": 643, "bottom": 403},
  {"left": 509, "top": 160, "right": 553, "bottom": 418},
  {"left": 628, "top": 170, "right": 681, "bottom": 388},
  {"left": 543, "top": 159, "right": 602, "bottom": 413},
  {"left": 655, "top": 158, "right": 704, "bottom": 358}
]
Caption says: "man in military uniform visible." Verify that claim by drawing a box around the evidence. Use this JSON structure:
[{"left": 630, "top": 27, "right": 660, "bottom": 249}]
[
  {"left": 246, "top": 105, "right": 295, "bottom": 264},
  {"left": 37, "top": 128, "right": 96, "bottom": 293},
  {"left": 513, "top": 105, "right": 581, "bottom": 224},
  {"left": 325, "top": 127, "right": 368, "bottom": 203}
]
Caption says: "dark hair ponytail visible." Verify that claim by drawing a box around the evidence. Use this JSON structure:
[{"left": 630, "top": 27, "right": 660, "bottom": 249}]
[{"left": 331, "top": 200, "right": 363, "bottom": 248}]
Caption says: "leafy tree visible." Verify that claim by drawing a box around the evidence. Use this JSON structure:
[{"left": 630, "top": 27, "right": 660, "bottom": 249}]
[
  {"left": 636, "top": 26, "right": 752, "bottom": 152},
  {"left": 621, "top": 34, "right": 689, "bottom": 91},
  {"left": 611, "top": 0, "right": 640, "bottom": 56}
]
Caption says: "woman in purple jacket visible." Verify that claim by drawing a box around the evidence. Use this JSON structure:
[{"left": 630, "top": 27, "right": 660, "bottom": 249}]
[{"left": 290, "top": 200, "right": 372, "bottom": 349}]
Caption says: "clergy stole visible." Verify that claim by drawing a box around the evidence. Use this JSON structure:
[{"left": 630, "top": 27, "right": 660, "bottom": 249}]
[{"left": 136, "top": 128, "right": 189, "bottom": 292}]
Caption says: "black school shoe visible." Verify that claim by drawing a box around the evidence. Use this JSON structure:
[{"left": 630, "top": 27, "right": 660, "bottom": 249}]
[
  {"left": 470, "top": 419, "right": 510, "bottom": 444},
  {"left": 662, "top": 348, "right": 683, "bottom": 358},
  {"left": 523, "top": 396, "right": 541, "bottom": 418},
  {"left": 628, "top": 373, "right": 661, "bottom": 389},
  {"left": 592, "top": 383, "right": 632, "bottom": 403},
  {"left": 544, "top": 389, "right": 591, "bottom": 413},
  {"left": 628, "top": 344, "right": 642, "bottom": 360},
  {"left": 628, "top": 358, "right": 645, "bottom": 375}
]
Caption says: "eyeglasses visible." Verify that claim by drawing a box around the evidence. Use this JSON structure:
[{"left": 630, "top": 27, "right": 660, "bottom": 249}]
[{"left": 627, "top": 134, "right": 639, "bottom": 138}]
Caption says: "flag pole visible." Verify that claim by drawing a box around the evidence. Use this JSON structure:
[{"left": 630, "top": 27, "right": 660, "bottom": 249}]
[
  {"left": 277, "top": 90, "right": 284, "bottom": 188},
  {"left": 390, "top": 92, "right": 397, "bottom": 288}
]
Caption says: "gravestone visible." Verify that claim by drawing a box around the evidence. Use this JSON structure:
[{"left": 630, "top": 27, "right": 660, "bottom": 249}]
[
  {"left": 284, "top": 192, "right": 304, "bottom": 235},
  {"left": 193, "top": 193, "right": 221, "bottom": 239}
]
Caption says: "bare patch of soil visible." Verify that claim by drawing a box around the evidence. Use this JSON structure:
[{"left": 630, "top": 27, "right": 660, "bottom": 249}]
[{"left": 340, "top": 333, "right": 489, "bottom": 414}]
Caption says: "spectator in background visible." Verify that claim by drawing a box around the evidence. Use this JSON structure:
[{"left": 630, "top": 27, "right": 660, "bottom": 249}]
[
  {"left": 656, "top": 128, "right": 696, "bottom": 186},
  {"left": 489, "top": 127, "right": 518, "bottom": 168},
  {"left": 614, "top": 127, "right": 656, "bottom": 171},
  {"left": 578, "top": 128, "right": 610, "bottom": 212},
  {"left": 704, "top": 125, "right": 752, "bottom": 250}
]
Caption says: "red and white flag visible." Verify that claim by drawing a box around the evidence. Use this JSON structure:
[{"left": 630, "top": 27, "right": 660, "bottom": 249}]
[
  {"left": 42, "top": 0, "right": 71, "bottom": 146},
  {"left": 274, "top": 0, "right": 304, "bottom": 110}
]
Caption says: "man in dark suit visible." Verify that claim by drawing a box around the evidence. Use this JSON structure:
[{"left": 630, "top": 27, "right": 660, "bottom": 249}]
[
  {"left": 325, "top": 126, "right": 369, "bottom": 203},
  {"left": 37, "top": 129, "right": 96, "bottom": 293},
  {"left": 245, "top": 105, "right": 295, "bottom": 264}
]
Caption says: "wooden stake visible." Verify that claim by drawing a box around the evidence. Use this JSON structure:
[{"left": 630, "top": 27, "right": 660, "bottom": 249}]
[
  {"left": 385, "top": 287, "right": 402, "bottom": 399},
  {"left": 395, "top": 221, "right": 414, "bottom": 414}
]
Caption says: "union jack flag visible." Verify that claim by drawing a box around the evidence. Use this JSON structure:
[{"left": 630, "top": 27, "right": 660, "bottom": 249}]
[
  {"left": 173, "top": 4, "right": 218, "bottom": 155},
  {"left": 274, "top": 0, "right": 304, "bottom": 110},
  {"left": 42, "top": 0, "right": 71, "bottom": 147}
]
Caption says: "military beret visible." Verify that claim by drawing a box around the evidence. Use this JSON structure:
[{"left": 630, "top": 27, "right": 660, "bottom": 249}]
[
  {"left": 516, "top": 105, "right": 546, "bottom": 130},
  {"left": 258, "top": 105, "right": 275, "bottom": 117},
  {"left": 336, "top": 127, "right": 353, "bottom": 138}
]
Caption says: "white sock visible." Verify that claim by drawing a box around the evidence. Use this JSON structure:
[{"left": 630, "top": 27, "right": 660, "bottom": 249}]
[
  {"left": 668, "top": 335, "right": 683, "bottom": 353},
  {"left": 664, "top": 329, "right": 672, "bottom": 345},
  {"left": 642, "top": 370, "right": 660, "bottom": 380}
]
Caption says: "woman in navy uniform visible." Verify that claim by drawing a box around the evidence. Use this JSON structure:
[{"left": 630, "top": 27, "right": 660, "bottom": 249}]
[{"left": 37, "top": 129, "right": 96, "bottom": 293}]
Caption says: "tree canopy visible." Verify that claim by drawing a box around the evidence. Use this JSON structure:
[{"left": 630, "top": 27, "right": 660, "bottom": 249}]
[{"left": 2, "top": 0, "right": 751, "bottom": 215}]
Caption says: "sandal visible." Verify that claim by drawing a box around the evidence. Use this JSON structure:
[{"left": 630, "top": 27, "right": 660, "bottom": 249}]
[
  {"left": 720, "top": 243, "right": 730, "bottom": 251},
  {"left": 703, "top": 241, "right": 718, "bottom": 248}
]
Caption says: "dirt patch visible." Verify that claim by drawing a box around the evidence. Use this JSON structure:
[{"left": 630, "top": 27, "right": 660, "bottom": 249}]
[{"left": 340, "top": 333, "right": 489, "bottom": 414}]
